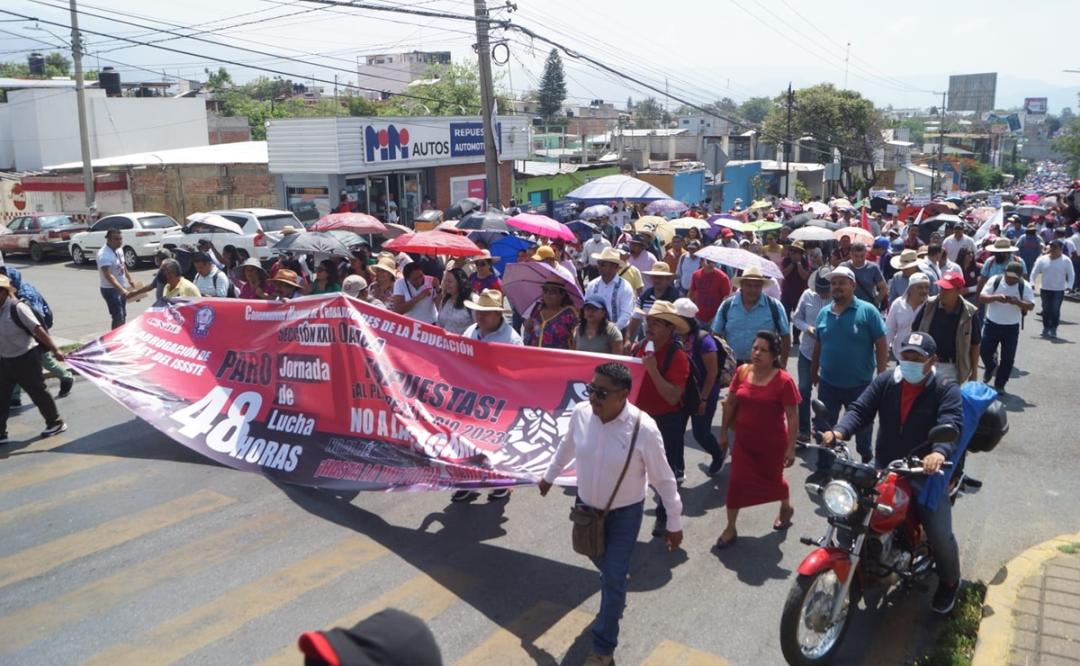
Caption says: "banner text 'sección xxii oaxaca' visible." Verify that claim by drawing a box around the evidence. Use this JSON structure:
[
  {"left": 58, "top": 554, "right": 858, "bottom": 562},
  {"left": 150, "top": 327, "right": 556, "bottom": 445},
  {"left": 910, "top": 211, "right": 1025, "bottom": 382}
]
[{"left": 66, "top": 295, "right": 642, "bottom": 491}]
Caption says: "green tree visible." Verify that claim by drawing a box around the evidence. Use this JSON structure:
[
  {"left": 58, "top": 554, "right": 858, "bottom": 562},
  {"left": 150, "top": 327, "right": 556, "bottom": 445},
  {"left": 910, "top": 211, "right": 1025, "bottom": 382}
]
[
  {"left": 204, "top": 66, "right": 233, "bottom": 91},
  {"left": 737, "top": 96, "right": 774, "bottom": 124},
  {"left": 762, "top": 83, "right": 884, "bottom": 196},
  {"left": 536, "top": 49, "right": 566, "bottom": 121},
  {"left": 347, "top": 96, "right": 380, "bottom": 116},
  {"left": 44, "top": 52, "right": 70, "bottom": 76},
  {"left": 634, "top": 97, "right": 664, "bottom": 129},
  {"left": 240, "top": 76, "right": 293, "bottom": 101},
  {"left": 381, "top": 61, "right": 508, "bottom": 116},
  {"left": 1053, "top": 115, "right": 1080, "bottom": 176}
]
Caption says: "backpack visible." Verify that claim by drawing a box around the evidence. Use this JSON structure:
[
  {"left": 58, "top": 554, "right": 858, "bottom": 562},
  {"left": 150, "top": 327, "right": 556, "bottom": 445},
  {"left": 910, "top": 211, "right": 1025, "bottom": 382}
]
[
  {"left": 682, "top": 329, "right": 738, "bottom": 414},
  {"left": 9, "top": 298, "right": 45, "bottom": 336}
]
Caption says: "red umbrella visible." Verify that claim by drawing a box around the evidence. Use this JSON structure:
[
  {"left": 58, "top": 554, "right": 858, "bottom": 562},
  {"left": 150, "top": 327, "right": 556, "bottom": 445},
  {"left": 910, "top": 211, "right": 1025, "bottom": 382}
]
[
  {"left": 506, "top": 213, "right": 576, "bottom": 241},
  {"left": 310, "top": 213, "right": 386, "bottom": 234},
  {"left": 833, "top": 226, "right": 874, "bottom": 244},
  {"left": 382, "top": 230, "right": 482, "bottom": 258}
]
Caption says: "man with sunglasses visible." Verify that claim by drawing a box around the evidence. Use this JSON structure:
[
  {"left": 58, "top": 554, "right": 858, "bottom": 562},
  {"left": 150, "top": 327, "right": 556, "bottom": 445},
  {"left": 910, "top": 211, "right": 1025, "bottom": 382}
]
[{"left": 540, "top": 362, "right": 683, "bottom": 666}]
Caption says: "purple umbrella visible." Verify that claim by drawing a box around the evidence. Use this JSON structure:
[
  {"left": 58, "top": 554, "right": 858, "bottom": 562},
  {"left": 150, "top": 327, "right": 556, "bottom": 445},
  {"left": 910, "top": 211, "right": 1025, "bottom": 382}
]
[
  {"left": 695, "top": 245, "right": 784, "bottom": 279},
  {"left": 502, "top": 261, "right": 584, "bottom": 316},
  {"left": 644, "top": 198, "right": 689, "bottom": 215}
]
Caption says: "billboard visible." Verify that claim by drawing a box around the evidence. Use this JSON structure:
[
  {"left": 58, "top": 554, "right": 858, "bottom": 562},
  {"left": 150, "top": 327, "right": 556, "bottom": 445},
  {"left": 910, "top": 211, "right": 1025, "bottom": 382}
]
[
  {"left": 947, "top": 73, "right": 997, "bottom": 112},
  {"left": 1024, "top": 97, "right": 1048, "bottom": 115}
]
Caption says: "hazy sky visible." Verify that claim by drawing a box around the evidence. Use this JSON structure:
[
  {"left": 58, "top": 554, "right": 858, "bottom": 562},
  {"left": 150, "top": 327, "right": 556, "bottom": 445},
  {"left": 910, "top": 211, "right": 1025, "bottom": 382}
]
[{"left": 3, "top": 0, "right": 1078, "bottom": 114}]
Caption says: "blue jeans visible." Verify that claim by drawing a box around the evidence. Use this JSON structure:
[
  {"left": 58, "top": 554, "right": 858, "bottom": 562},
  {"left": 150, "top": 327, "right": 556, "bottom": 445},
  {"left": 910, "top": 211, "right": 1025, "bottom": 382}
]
[
  {"left": 586, "top": 499, "right": 644, "bottom": 656},
  {"left": 797, "top": 353, "right": 813, "bottom": 436},
  {"left": 1041, "top": 289, "right": 1064, "bottom": 333},
  {"left": 818, "top": 379, "right": 872, "bottom": 462},
  {"left": 688, "top": 392, "right": 723, "bottom": 461},
  {"left": 100, "top": 287, "right": 126, "bottom": 329},
  {"left": 981, "top": 320, "right": 1019, "bottom": 390}
]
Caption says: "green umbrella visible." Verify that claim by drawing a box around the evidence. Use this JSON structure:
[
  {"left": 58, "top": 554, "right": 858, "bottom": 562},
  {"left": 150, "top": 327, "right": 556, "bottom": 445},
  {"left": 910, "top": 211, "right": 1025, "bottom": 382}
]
[{"left": 742, "top": 221, "right": 783, "bottom": 232}]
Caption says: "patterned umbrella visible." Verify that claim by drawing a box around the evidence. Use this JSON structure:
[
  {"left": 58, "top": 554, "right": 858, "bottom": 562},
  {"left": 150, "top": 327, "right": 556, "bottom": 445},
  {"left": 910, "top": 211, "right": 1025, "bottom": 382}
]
[
  {"left": 695, "top": 245, "right": 784, "bottom": 279},
  {"left": 310, "top": 213, "right": 386, "bottom": 234},
  {"left": 644, "top": 198, "right": 689, "bottom": 215}
]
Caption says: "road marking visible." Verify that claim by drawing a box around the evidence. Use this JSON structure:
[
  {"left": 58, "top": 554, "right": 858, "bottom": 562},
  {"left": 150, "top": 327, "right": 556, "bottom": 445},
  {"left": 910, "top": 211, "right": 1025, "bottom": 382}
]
[
  {"left": 454, "top": 600, "right": 594, "bottom": 666},
  {"left": 0, "top": 512, "right": 288, "bottom": 653},
  {"left": 0, "top": 470, "right": 147, "bottom": 526},
  {"left": 83, "top": 535, "right": 389, "bottom": 666},
  {"left": 643, "top": 640, "right": 732, "bottom": 665},
  {"left": 0, "top": 454, "right": 115, "bottom": 494},
  {"left": 0, "top": 489, "right": 233, "bottom": 589},
  {"left": 258, "top": 565, "right": 476, "bottom": 666}
]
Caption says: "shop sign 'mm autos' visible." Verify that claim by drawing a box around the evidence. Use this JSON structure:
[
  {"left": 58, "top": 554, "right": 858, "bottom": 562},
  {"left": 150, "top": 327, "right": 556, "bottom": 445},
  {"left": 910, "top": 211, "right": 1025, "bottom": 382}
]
[{"left": 363, "top": 121, "right": 502, "bottom": 164}]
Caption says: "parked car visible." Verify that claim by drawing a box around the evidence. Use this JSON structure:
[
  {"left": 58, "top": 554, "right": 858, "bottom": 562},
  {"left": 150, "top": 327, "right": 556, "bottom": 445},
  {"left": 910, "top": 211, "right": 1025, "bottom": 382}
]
[
  {"left": 68, "top": 212, "right": 181, "bottom": 268},
  {"left": 0, "top": 213, "right": 88, "bottom": 261},
  {"left": 160, "top": 208, "right": 303, "bottom": 262}
]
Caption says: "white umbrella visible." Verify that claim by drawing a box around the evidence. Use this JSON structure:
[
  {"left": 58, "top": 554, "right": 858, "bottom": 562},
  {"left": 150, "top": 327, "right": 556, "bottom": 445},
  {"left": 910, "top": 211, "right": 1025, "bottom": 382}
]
[
  {"left": 668, "top": 217, "right": 711, "bottom": 231},
  {"left": 806, "top": 201, "right": 831, "bottom": 216},
  {"left": 185, "top": 212, "right": 243, "bottom": 235},
  {"left": 788, "top": 226, "right": 836, "bottom": 242}
]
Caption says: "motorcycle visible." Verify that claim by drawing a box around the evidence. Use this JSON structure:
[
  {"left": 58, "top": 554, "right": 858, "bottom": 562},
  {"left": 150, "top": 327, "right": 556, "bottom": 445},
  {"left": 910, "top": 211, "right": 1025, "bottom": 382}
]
[{"left": 779, "top": 400, "right": 983, "bottom": 666}]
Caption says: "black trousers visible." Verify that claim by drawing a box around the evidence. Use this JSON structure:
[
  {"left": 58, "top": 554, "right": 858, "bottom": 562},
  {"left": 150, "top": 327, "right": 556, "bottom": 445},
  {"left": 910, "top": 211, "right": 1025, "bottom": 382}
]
[
  {"left": 1, "top": 347, "right": 60, "bottom": 433},
  {"left": 653, "top": 411, "right": 686, "bottom": 522}
]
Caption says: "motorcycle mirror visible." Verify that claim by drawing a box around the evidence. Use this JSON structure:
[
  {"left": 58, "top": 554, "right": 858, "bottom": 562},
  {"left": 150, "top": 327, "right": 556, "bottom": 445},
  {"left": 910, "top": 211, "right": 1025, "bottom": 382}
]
[
  {"left": 928, "top": 424, "right": 959, "bottom": 445},
  {"left": 811, "top": 399, "right": 831, "bottom": 425}
]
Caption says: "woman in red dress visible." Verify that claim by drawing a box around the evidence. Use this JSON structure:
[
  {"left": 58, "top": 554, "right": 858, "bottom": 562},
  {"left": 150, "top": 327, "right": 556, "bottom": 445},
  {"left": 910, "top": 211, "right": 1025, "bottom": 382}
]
[{"left": 715, "top": 330, "right": 800, "bottom": 549}]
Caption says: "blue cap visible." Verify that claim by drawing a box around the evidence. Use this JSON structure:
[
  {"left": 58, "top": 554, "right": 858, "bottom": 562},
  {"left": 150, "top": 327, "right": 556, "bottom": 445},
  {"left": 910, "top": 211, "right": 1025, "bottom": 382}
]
[
  {"left": 873, "top": 236, "right": 890, "bottom": 249},
  {"left": 584, "top": 295, "right": 606, "bottom": 310}
]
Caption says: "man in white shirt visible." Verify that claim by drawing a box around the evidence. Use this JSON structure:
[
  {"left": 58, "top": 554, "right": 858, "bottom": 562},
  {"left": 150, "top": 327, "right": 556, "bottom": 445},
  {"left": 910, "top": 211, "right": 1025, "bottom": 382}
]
[
  {"left": 585, "top": 248, "right": 635, "bottom": 332},
  {"left": 675, "top": 239, "right": 703, "bottom": 295},
  {"left": 539, "top": 362, "right": 682, "bottom": 666},
  {"left": 919, "top": 244, "right": 960, "bottom": 295},
  {"left": 979, "top": 261, "right": 1035, "bottom": 393},
  {"left": 192, "top": 253, "right": 231, "bottom": 297},
  {"left": 1030, "top": 240, "right": 1075, "bottom": 339},
  {"left": 96, "top": 228, "right": 132, "bottom": 329},
  {"left": 462, "top": 289, "right": 523, "bottom": 346},
  {"left": 941, "top": 223, "right": 976, "bottom": 262},
  {"left": 582, "top": 231, "right": 612, "bottom": 273}
]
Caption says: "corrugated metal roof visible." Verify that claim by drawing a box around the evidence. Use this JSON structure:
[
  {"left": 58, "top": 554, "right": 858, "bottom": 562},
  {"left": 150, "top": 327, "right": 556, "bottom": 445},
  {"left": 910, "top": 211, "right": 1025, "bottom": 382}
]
[{"left": 43, "top": 141, "right": 267, "bottom": 170}]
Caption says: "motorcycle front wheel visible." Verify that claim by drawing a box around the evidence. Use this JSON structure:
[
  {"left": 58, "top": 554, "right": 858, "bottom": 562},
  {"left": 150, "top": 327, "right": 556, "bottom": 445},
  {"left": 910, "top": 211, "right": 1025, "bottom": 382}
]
[{"left": 779, "top": 570, "right": 854, "bottom": 665}]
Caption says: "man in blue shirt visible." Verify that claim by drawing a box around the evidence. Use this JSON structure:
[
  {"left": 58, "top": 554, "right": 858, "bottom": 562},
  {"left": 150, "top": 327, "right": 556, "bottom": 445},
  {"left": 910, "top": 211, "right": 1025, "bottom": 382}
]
[
  {"left": 811, "top": 266, "right": 889, "bottom": 462},
  {"left": 710, "top": 265, "right": 790, "bottom": 367}
]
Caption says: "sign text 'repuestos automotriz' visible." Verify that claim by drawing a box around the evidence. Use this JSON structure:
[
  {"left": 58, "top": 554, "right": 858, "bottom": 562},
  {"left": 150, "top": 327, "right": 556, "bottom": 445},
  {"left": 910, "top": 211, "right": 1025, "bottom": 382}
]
[{"left": 67, "top": 295, "right": 641, "bottom": 491}]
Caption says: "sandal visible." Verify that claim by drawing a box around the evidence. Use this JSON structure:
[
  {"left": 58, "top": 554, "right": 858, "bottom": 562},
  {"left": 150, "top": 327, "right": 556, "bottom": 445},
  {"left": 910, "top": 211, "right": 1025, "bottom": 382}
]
[
  {"left": 773, "top": 507, "right": 795, "bottom": 531},
  {"left": 714, "top": 531, "right": 738, "bottom": 549}
]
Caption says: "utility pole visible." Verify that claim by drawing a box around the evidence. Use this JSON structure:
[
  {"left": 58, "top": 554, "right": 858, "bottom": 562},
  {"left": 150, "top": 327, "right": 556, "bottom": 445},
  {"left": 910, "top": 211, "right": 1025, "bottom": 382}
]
[
  {"left": 69, "top": 0, "right": 95, "bottom": 215},
  {"left": 932, "top": 90, "right": 946, "bottom": 195},
  {"left": 783, "top": 82, "right": 793, "bottom": 198},
  {"left": 473, "top": 0, "right": 501, "bottom": 209},
  {"left": 844, "top": 42, "right": 850, "bottom": 89}
]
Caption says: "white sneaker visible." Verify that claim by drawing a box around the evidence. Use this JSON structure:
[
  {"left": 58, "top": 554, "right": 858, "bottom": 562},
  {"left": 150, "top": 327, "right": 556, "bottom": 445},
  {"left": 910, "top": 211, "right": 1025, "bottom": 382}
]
[{"left": 41, "top": 421, "right": 67, "bottom": 438}]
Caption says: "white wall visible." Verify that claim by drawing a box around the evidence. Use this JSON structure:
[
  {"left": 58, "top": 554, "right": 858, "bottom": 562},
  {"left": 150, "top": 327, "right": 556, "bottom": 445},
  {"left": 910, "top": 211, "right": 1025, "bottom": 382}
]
[
  {"left": 0, "top": 104, "right": 13, "bottom": 170},
  {"left": 2, "top": 89, "right": 208, "bottom": 171}
]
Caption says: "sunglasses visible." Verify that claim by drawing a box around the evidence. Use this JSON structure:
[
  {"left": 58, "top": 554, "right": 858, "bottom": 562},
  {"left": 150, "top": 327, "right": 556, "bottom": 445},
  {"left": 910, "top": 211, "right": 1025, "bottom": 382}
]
[
  {"left": 541, "top": 285, "right": 564, "bottom": 294},
  {"left": 584, "top": 383, "right": 619, "bottom": 401}
]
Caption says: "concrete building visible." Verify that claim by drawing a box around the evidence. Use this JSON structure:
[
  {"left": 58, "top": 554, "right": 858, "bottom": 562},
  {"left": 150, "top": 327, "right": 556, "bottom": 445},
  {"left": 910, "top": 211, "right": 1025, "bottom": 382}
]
[
  {"left": 356, "top": 51, "right": 451, "bottom": 101},
  {"left": 267, "top": 116, "right": 530, "bottom": 224},
  {"left": 0, "top": 88, "right": 209, "bottom": 171}
]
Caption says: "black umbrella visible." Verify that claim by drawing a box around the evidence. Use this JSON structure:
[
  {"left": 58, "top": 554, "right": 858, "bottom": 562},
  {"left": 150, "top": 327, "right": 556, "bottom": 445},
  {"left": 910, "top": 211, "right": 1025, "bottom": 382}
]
[
  {"left": 787, "top": 212, "right": 815, "bottom": 228},
  {"left": 445, "top": 197, "right": 484, "bottom": 220},
  {"left": 807, "top": 218, "right": 844, "bottom": 231},
  {"left": 271, "top": 231, "right": 351, "bottom": 256},
  {"left": 457, "top": 210, "right": 511, "bottom": 232}
]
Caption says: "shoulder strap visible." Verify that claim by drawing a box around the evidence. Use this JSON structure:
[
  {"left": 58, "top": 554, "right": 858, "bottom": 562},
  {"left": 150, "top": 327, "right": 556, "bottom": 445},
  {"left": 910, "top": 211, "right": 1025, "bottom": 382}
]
[
  {"left": 601, "top": 411, "right": 641, "bottom": 515},
  {"left": 659, "top": 339, "right": 681, "bottom": 375},
  {"left": 9, "top": 299, "right": 35, "bottom": 336},
  {"left": 718, "top": 297, "right": 732, "bottom": 330},
  {"left": 766, "top": 295, "right": 781, "bottom": 332}
]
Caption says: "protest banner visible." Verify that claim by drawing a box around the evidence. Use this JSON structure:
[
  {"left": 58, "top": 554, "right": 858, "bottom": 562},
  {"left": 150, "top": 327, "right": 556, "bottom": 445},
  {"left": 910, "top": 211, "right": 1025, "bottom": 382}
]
[{"left": 67, "top": 295, "right": 642, "bottom": 491}]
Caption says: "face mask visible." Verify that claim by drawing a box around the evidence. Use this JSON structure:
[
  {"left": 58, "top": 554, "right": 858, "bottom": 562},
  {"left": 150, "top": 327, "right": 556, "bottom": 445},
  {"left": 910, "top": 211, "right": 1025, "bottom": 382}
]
[{"left": 899, "top": 360, "right": 927, "bottom": 384}]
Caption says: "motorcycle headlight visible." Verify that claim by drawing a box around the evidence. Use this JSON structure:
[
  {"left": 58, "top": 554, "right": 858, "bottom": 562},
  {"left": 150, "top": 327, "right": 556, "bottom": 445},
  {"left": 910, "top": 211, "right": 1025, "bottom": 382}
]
[{"left": 822, "top": 481, "right": 859, "bottom": 517}]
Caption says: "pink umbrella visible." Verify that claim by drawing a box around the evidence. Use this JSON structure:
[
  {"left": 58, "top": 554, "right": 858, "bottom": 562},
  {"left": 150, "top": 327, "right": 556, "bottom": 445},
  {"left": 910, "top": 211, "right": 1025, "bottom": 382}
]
[
  {"left": 506, "top": 213, "right": 576, "bottom": 241},
  {"left": 502, "top": 261, "right": 584, "bottom": 315},
  {"left": 382, "top": 230, "right": 481, "bottom": 258},
  {"left": 310, "top": 213, "right": 386, "bottom": 234}
]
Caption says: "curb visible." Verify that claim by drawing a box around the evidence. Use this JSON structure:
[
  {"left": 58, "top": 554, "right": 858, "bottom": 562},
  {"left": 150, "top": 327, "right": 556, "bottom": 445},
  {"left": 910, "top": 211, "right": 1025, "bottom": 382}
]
[{"left": 971, "top": 529, "right": 1080, "bottom": 666}]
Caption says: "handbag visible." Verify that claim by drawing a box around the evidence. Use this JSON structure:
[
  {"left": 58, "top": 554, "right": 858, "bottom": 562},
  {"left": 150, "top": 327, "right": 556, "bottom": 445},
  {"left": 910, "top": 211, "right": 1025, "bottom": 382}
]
[{"left": 569, "top": 412, "right": 641, "bottom": 559}]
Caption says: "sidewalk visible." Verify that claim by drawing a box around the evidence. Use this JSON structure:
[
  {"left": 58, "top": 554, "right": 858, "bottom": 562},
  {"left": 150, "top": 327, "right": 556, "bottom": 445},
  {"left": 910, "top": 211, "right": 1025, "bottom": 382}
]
[{"left": 973, "top": 531, "right": 1080, "bottom": 666}]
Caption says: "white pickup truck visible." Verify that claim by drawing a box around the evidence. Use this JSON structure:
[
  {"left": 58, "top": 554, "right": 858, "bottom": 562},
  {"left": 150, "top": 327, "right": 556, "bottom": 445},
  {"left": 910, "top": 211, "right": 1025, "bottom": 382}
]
[{"left": 160, "top": 208, "right": 302, "bottom": 262}]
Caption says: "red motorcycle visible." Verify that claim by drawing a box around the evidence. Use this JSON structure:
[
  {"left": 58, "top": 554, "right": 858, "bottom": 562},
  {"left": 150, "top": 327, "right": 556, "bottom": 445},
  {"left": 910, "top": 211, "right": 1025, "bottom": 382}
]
[{"left": 779, "top": 403, "right": 979, "bottom": 665}]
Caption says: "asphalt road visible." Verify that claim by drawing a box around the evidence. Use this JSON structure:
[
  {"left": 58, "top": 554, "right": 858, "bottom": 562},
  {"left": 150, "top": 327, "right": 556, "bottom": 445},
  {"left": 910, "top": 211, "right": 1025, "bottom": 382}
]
[{"left": 1, "top": 255, "right": 1078, "bottom": 665}]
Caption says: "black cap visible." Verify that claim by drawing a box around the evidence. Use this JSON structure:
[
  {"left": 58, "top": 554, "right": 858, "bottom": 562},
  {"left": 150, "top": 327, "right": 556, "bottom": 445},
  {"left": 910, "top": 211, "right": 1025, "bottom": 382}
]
[
  {"left": 899, "top": 331, "right": 937, "bottom": 357},
  {"left": 813, "top": 266, "right": 831, "bottom": 292},
  {"left": 299, "top": 609, "right": 443, "bottom": 666}
]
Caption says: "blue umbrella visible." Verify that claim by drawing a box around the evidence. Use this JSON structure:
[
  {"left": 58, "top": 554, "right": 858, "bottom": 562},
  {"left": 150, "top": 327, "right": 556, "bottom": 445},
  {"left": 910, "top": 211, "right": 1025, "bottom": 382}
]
[
  {"left": 566, "top": 220, "right": 598, "bottom": 240},
  {"left": 564, "top": 174, "right": 671, "bottom": 203},
  {"left": 489, "top": 235, "right": 532, "bottom": 275}
]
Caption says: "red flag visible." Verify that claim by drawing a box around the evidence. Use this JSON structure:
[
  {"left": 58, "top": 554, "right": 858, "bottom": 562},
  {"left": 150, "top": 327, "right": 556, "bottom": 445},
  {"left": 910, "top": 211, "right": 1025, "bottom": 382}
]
[{"left": 859, "top": 205, "right": 872, "bottom": 232}]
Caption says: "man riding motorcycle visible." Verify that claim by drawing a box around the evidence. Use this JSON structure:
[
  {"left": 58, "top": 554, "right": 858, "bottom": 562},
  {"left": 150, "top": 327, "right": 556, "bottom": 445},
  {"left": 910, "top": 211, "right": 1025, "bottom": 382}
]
[{"left": 820, "top": 331, "right": 964, "bottom": 614}]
